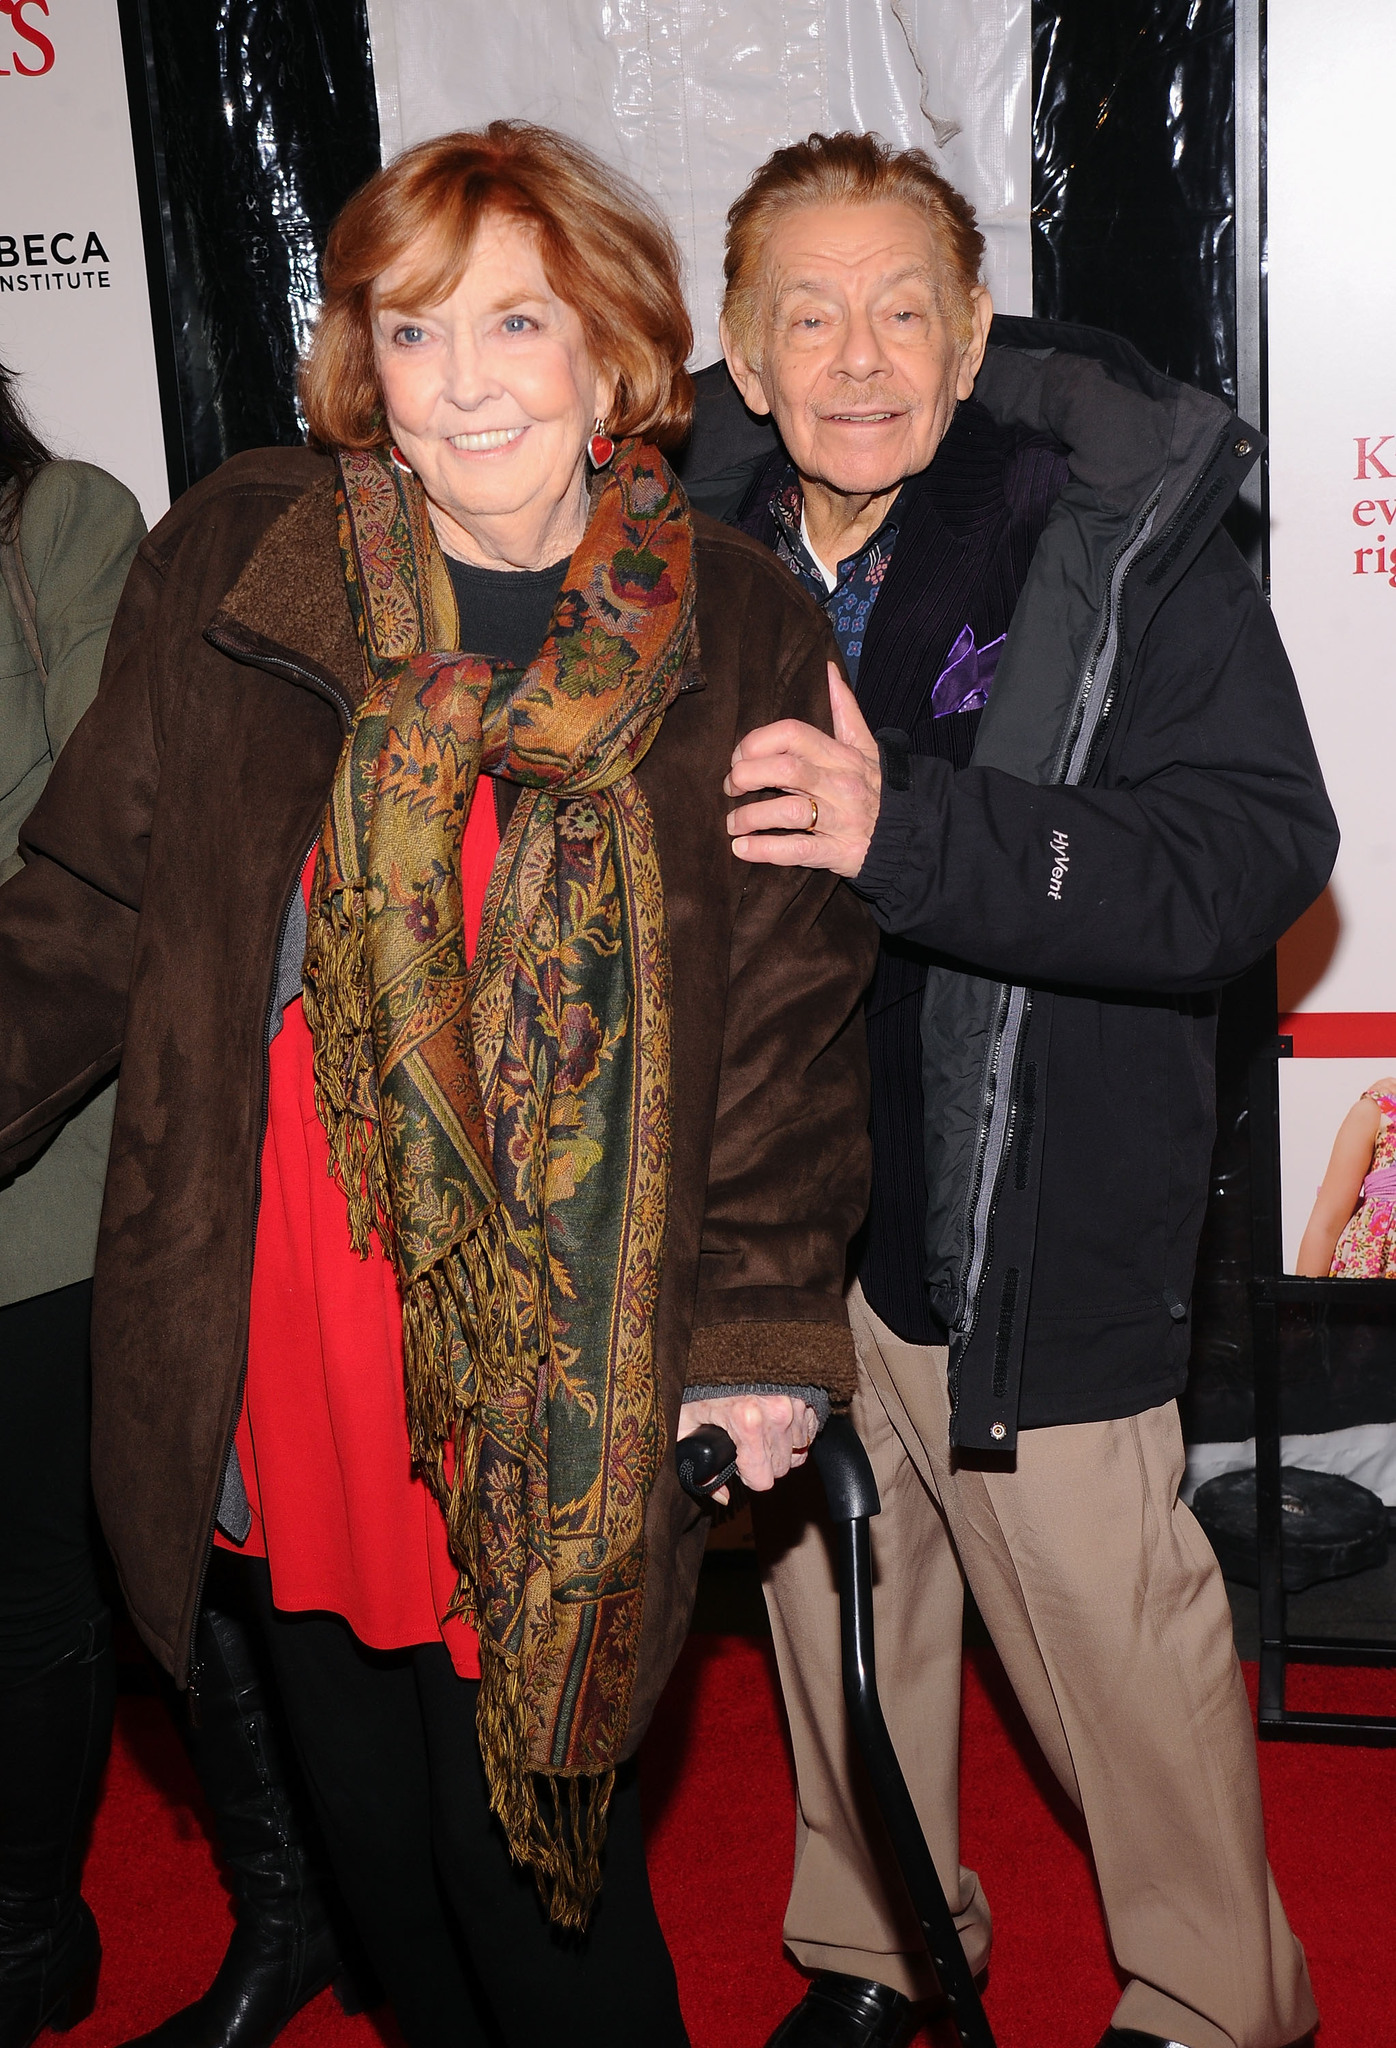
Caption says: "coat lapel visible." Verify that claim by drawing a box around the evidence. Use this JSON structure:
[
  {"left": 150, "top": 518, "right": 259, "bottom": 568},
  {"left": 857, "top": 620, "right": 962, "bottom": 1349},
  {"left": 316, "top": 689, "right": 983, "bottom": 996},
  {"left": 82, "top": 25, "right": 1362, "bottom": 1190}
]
[{"left": 853, "top": 399, "right": 1012, "bottom": 739}]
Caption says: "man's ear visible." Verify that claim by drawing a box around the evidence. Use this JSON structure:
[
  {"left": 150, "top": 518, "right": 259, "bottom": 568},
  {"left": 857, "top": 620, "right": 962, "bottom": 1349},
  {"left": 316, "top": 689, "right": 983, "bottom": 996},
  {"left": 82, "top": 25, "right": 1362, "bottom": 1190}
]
[
  {"left": 719, "top": 314, "right": 773, "bottom": 418},
  {"left": 956, "top": 284, "right": 994, "bottom": 402}
]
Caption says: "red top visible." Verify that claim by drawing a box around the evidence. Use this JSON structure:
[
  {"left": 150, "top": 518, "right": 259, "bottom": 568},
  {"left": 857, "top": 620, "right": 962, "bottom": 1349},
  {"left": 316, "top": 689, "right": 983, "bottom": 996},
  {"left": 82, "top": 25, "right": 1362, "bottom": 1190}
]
[{"left": 218, "top": 777, "right": 503, "bottom": 1679}]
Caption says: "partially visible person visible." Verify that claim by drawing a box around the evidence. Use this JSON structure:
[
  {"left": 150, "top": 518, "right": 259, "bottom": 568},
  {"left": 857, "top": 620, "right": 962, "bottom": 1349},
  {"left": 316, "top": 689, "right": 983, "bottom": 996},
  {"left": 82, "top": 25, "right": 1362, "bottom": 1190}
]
[
  {"left": 0, "top": 369, "right": 365, "bottom": 2048},
  {"left": 702, "top": 132, "right": 1333, "bottom": 2048},
  {"left": 1297, "top": 1080, "right": 1396, "bottom": 1276},
  {"left": 0, "top": 126, "right": 875, "bottom": 2048},
  {"left": 0, "top": 362, "right": 144, "bottom": 2048}
]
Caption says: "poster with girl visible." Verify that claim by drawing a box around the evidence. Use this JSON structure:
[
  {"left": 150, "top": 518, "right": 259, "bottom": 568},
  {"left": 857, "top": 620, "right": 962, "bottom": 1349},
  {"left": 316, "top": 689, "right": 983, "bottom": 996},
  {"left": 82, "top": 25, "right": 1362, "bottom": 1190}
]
[{"left": 1297, "top": 1080, "right": 1396, "bottom": 1278}]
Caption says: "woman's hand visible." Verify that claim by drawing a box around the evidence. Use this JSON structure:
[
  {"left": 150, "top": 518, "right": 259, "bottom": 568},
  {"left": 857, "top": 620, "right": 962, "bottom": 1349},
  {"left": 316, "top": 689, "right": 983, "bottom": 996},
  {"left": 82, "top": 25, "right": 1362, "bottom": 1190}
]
[
  {"left": 724, "top": 663, "right": 881, "bottom": 878},
  {"left": 677, "top": 1393, "right": 820, "bottom": 1507}
]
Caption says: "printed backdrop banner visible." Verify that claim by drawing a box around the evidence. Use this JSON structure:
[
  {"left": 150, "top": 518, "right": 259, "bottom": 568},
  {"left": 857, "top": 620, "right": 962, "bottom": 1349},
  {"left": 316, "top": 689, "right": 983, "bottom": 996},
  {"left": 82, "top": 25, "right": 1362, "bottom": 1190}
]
[
  {"left": 364, "top": 0, "right": 1032, "bottom": 368},
  {"left": 1267, "top": 0, "right": 1396, "bottom": 1270},
  {"left": 0, "top": 0, "right": 168, "bottom": 527}
]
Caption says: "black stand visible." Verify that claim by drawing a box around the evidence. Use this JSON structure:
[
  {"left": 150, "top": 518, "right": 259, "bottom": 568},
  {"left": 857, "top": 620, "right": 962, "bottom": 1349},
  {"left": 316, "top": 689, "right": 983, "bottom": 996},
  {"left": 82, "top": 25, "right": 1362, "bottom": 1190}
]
[
  {"left": 812, "top": 1417, "right": 997, "bottom": 2048},
  {"left": 1248, "top": 1036, "right": 1396, "bottom": 1746}
]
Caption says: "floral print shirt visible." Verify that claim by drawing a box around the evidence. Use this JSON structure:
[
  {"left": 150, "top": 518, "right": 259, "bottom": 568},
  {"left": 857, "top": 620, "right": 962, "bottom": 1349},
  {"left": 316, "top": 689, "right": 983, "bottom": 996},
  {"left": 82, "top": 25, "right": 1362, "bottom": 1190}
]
[
  {"left": 767, "top": 464, "right": 899, "bottom": 682},
  {"left": 1331, "top": 1087, "right": 1396, "bottom": 1278}
]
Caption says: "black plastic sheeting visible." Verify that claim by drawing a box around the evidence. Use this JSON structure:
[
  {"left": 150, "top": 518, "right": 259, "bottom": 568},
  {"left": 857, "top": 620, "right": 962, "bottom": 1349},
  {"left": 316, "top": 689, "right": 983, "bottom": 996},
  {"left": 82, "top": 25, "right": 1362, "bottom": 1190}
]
[
  {"left": 140, "top": 4, "right": 1242, "bottom": 489},
  {"left": 1031, "top": 0, "right": 1236, "bottom": 404},
  {"left": 140, "top": 7, "right": 1243, "bottom": 490},
  {"left": 136, "top": 0, "right": 380, "bottom": 489}
]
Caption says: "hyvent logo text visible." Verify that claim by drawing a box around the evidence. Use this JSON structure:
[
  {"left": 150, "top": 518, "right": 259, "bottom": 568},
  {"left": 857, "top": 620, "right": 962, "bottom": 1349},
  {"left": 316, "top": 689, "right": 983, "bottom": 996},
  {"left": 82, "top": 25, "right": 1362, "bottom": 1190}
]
[{"left": 1047, "top": 828, "right": 1070, "bottom": 901}]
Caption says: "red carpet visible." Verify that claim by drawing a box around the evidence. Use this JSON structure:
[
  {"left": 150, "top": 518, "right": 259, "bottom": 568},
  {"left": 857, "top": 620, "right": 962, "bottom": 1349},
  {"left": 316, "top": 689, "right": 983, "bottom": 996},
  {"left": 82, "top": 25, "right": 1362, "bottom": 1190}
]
[{"left": 59, "top": 1640, "right": 1396, "bottom": 2047}]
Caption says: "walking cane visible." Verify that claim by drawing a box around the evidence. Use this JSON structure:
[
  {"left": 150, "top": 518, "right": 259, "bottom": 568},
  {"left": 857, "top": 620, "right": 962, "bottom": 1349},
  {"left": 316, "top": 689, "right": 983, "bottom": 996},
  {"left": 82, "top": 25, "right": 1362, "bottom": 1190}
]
[{"left": 677, "top": 1416, "right": 997, "bottom": 2048}]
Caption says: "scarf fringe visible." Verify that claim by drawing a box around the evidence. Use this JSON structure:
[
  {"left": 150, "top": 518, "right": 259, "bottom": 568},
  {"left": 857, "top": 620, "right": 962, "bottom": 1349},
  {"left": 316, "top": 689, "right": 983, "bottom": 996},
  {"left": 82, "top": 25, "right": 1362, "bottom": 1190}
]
[
  {"left": 400, "top": 1215, "right": 521, "bottom": 1525},
  {"left": 477, "top": 1637, "right": 615, "bottom": 1928}
]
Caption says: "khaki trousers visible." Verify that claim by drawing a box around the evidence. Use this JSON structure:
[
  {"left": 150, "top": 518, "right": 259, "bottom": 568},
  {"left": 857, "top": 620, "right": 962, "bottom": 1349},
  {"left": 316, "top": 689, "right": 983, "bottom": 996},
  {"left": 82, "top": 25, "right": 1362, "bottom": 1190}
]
[{"left": 753, "top": 1284, "right": 1317, "bottom": 2048}]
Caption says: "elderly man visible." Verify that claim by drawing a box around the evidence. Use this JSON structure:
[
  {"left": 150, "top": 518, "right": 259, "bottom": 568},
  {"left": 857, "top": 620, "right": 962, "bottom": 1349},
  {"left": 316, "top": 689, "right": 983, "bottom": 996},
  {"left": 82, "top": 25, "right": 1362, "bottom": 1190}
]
[{"left": 694, "top": 133, "right": 1333, "bottom": 2048}]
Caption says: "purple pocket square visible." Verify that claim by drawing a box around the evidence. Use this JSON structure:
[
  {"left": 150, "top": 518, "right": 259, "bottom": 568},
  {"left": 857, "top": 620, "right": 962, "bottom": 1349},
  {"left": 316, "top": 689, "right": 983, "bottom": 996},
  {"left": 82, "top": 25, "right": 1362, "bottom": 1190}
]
[{"left": 930, "top": 625, "right": 1007, "bottom": 720}]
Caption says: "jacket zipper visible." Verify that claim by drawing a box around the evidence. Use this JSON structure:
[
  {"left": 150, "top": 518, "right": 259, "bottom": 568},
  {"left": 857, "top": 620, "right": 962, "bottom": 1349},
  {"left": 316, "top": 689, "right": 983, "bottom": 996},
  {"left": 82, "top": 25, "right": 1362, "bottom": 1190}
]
[
  {"left": 1078, "top": 427, "right": 1235, "bottom": 781},
  {"left": 1052, "top": 488, "right": 1162, "bottom": 784},
  {"left": 202, "top": 627, "right": 357, "bottom": 726},
  {"left": 951, "top": 984, "right": 1029, "bottom": 1358},
  {"left": 948, "top": 488, "right": 1163, "bottom": 1383},
  {"left": 184, "top": 630, "right": 353, "bottom": 1688},
  {"left": 947, "top": 983, "right": 1027, "bottom": 1409}
]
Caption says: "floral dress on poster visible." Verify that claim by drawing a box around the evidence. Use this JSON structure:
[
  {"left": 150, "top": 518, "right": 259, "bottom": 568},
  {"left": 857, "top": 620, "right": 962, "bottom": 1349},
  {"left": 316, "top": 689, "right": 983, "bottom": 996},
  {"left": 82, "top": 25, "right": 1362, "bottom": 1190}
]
[{"left": 1331, "top": 1087, "right": 1396, "bottom": 1277}]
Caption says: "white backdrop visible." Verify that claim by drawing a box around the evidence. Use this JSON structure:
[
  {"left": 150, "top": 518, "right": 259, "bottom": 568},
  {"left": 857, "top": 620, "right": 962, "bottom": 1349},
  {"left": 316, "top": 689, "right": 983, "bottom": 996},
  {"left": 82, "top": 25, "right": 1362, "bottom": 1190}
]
[
  {"left": 0, "top": 0, "right": 168, "bottom": 527},
  {"left": 1267, "top": 0, "right": 1396, "bottom": 1263},
  {"left": 364, "top": 0, "right": 1032, "bottom": 367}
]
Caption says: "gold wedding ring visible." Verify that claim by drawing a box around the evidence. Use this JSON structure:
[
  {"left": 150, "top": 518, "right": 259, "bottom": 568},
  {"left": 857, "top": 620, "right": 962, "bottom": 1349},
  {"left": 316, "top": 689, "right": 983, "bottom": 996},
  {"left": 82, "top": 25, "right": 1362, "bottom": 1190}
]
[{"left": 808, "top": 795, "right": 819, "bottom": 832}]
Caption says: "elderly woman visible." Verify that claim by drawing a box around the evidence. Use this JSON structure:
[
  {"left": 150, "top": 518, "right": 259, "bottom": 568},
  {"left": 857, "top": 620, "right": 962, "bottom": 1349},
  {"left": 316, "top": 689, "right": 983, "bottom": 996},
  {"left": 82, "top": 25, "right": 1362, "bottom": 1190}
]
[{"left": 0, "top": 125, "right": 874, "bottom": 2047}]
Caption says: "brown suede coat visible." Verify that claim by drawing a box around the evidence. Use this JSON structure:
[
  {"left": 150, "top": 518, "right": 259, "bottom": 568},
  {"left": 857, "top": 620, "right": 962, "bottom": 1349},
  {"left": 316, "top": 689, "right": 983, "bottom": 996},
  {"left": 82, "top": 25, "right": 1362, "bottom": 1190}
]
[{"left": 0, "top": 448, "right": 875, "bottom": 1746}]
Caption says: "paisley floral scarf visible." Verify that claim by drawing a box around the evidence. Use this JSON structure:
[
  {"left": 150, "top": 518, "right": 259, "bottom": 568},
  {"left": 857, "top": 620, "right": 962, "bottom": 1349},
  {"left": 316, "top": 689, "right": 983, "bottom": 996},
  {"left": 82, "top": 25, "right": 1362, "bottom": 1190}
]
[{"left": 303, "top": 443, "right": 695, "bottom": 1924}]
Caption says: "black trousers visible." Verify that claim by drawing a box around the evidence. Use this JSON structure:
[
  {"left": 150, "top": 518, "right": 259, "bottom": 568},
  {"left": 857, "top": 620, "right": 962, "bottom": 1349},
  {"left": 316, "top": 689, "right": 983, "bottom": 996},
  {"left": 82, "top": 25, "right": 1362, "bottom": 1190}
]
[
  {"left": 0, "top": 1282, "right": 106, "bottom": 1681},
  {"left": 244, "top": 1560, "right": 687, "bottom": 2048}
]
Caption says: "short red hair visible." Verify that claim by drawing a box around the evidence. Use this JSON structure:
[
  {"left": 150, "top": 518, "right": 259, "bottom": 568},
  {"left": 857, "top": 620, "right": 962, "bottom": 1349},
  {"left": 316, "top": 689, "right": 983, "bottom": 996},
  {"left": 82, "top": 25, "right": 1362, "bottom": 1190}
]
[
  {"left": 302, "top": 123, "right": 694, "bottom": 451},
  {"left": 723, "top": 131, "right": 986, "bottom": 362}
]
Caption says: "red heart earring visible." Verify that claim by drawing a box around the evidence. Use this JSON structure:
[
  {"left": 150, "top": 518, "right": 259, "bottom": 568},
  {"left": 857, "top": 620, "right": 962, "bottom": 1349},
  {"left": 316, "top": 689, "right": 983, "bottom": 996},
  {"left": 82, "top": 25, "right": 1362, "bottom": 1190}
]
[
  {"left": 588, "top": 420, "right": 615, "bottom": 469},
  {"left": 389, "top": 443, "right": 413, "bottom": 475}
]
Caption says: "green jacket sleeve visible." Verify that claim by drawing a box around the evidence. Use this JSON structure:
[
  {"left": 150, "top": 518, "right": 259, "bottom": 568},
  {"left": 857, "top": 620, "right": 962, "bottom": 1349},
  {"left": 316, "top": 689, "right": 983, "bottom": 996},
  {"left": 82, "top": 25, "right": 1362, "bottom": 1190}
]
[
  {"left": 1, "top": 461, "right": 146, "bottom": 884},
  {"left": 23, "top": 460, "right": 149, "bottom": 753},
  {"left": 0, "top": 460, "right": 145, "bottom": 1302}
]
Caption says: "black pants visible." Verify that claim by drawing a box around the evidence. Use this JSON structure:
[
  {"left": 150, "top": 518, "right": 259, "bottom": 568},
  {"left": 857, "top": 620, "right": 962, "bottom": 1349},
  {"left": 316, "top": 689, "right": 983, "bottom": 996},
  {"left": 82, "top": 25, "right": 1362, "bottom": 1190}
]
[
  {"left": 245, "top": 1561, "right": 687, "bottom": 2048},
  {"left": 0, "top": 1282, "right": 106, "bottom": 1681}
]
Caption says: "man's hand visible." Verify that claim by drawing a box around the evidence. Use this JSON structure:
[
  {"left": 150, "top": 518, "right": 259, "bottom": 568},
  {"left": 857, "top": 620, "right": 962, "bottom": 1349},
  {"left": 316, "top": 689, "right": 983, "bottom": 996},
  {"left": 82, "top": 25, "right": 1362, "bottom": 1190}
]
[
  {"left": 677, "top": 1393, "right": 820, "bottom": 1507},
  {"left": 725, "top": 663, "right": 881, "bottom": 878}
]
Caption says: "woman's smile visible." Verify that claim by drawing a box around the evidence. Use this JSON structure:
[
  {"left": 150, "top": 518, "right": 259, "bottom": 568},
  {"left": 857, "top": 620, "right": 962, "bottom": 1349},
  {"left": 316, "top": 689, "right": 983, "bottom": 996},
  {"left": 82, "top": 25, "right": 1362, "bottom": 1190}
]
[{"left": 446, "top": 425, "right": 529, "bottom": 454}]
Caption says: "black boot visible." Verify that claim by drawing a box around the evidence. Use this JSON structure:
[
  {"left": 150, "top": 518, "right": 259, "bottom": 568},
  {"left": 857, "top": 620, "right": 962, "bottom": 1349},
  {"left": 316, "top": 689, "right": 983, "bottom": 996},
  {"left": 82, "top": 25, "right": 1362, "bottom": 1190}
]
[
  {"left": 122, "top": 1591, "right": 355, "bottom": 2048},
  {"left": 0, "top": 1611, "right": 114, "bottom": 2048}
]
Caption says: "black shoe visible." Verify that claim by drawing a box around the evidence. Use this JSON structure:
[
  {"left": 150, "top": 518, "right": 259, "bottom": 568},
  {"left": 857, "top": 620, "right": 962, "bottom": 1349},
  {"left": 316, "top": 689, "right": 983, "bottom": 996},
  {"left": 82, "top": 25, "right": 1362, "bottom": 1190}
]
[
  {"left": 765, "top": 1973, "right": 924, "bottom": 2048},
  {"left": 1096, "top": 2032, "right": 1191, "bottom": 2047},
  {"left": 1097, "top": 2035, "right": 1315, "bottom": 2048},
  {"left": 119, "top": 1582, "right": 360, "bottom": 2048},
  {"left": 0, "top": 1615, "right": 115, "bottom": 2048}
]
